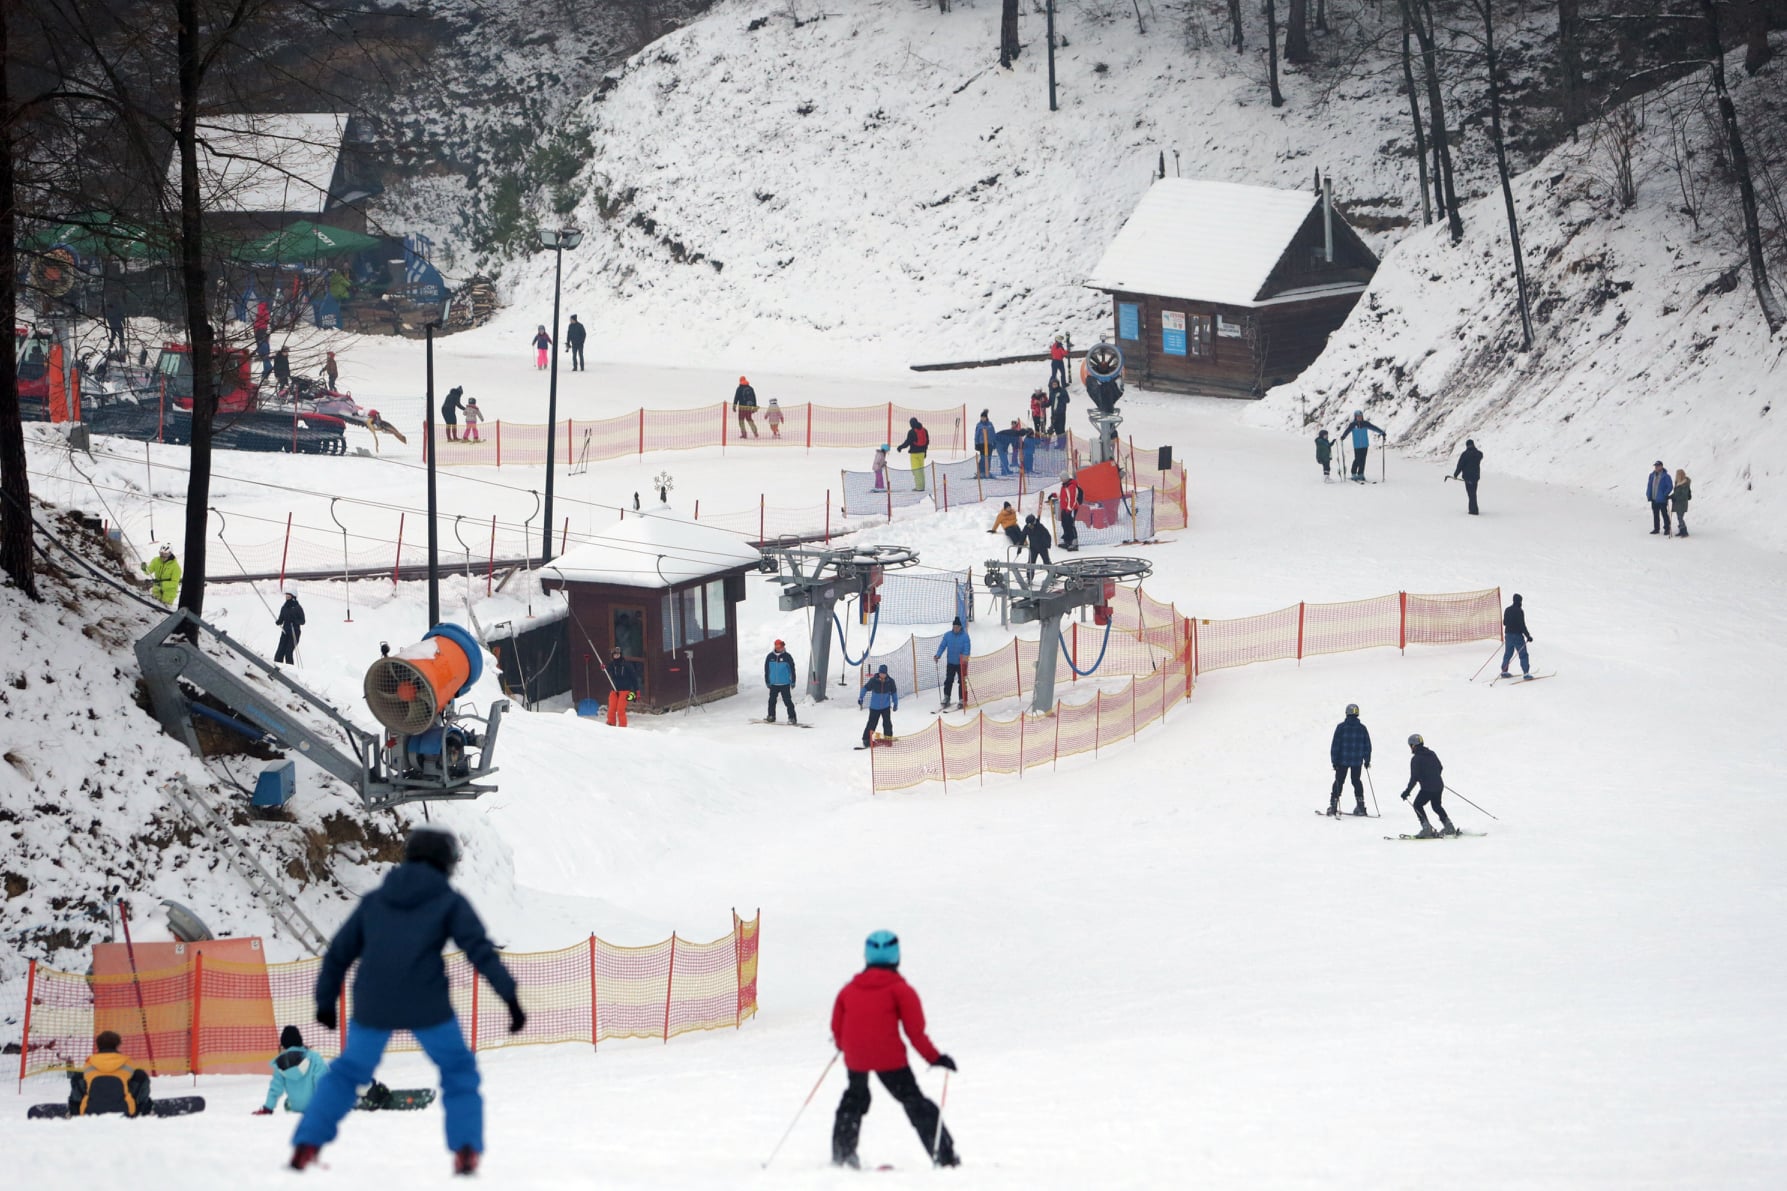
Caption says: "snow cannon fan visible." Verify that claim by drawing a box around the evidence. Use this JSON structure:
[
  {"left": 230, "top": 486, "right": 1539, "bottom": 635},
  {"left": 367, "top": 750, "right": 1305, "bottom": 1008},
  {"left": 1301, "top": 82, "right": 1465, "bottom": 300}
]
[
  {"left": 363, "top": 625, "right": 483, "bottom": 775},
  {"left": 1082, "top": 342, "right": 1125, "bottom": 414}
]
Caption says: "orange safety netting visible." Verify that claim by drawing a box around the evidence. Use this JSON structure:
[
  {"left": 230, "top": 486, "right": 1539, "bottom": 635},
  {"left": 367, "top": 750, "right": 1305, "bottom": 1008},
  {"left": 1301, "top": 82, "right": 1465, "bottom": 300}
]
[
  {"left": 422, "top": 402, "right": 969, "bottom": 468},
  {"left": 870, "top": 588, "right": 1500, "bottom": 792},
  {"left": 17, "top": 912, "right": 760, "bottom": 1083}
]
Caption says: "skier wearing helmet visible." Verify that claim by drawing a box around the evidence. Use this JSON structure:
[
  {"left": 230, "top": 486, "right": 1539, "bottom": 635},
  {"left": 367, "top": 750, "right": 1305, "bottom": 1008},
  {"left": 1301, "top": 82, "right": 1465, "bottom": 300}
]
[
  {"left": 895, "top": 418, "right": 929, "bottom": 491},
  {"left": 1400, "top": 734, "right": 1456, "bottom": 837},
  {"left": 871, "top": 444, "right": 890, "bottom": 492},
  {"left": 1327, "top": 703, "right": 1372, "bottom": 816},
  {"left": 830, "top": 931, "right": 959, "bottom": 1169},
  {"left": 858, "top": 664, "right": 899, "bottom": 748},
  {"left": 143, "top": 542, "right": 181, "bottom": 605},
  {"left": 764, "top": 639, "right": 798, "bottom": 724},
  {"left": 1338, "top": 410, "right": 1386, "bottom": 482}
]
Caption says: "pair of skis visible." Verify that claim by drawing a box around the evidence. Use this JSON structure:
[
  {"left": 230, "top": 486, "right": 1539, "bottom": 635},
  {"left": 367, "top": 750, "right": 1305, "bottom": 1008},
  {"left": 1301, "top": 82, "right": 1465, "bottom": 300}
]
[{"left": 1315, "top": 809, "right": 1489, "bottom": 840}]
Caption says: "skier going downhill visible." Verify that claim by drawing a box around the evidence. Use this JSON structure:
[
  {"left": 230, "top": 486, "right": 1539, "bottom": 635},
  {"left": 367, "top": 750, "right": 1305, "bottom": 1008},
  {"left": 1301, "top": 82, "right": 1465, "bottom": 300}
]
[
  {"left": 290, "top": 826, "right": 525, "bottom": 1176},
  {"left": 933, "top": 618, "right": 971, "bottom": 710},
  {"left": 1400, "top": 734, "right": 1457, "bottom": 837},
  {"left": 830, "top": 930, "right": 960, "bottom": 1169},
  {"left": 1339, "top": 410, "right": 1386, "bottom": 482},
  {"left": 1500, "top": 593, "right": 1534, "bottom": 679},
  {"left": 1328, "top": 703, "right": 1372, "bottom": 816}
]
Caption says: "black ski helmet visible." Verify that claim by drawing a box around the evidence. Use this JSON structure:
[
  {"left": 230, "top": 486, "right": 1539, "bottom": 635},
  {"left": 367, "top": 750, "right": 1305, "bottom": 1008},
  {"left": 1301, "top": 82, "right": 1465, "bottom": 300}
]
[
  {"left": 405, "top": 825, "right": 461, "bottom": 875},
  {"left": 1408, "top": 733, "right": 1424, "bottom": 748},
  {"left": 280, "top": 1025, "right": 304, "bottom": 1050},
  {"left": 1345, "top": 703, "right": 1360, "bottom": 717}
]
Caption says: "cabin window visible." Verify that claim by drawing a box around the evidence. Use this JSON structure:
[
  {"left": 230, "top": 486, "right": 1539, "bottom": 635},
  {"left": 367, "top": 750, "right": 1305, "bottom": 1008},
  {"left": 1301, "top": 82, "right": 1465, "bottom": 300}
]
[
  {"left": 1117, "top": 302, "right": 1140, "bottom": 341},
  {"left": 704, "top": 580, "right": 728, "bottom": 639},
  {"left": 663, "top": 581, "right": 728, "bottom": 650},
  {"left": 1188, "top": 314, "right": 1213, "bottom": 358}
]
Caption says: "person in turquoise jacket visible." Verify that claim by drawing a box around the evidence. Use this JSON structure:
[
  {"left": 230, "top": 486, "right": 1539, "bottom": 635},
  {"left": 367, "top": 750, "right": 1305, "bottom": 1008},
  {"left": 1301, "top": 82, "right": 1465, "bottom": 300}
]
[
  {"left": 256, "top": 1026, "right": 330, "bottom": 1114},
  {"left": 933, "top": 618, "right": 972, "bottom": 709},
  {"left": 1339, "top": 411, "right": 1385, "bottom": 482}
]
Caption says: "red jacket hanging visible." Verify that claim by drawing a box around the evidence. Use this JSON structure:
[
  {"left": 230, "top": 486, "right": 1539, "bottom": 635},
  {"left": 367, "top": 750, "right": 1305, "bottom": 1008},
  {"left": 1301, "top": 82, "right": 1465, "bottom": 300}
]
[{"left": 831, "top": 967, "right": 942, "bottom": 1072}]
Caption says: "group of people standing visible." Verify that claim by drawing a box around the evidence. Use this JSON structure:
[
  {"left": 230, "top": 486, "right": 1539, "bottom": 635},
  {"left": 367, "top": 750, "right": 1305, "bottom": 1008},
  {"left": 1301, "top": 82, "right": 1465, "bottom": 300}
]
[
  {"left": 437, "top": 385, "right": 484, "bottom": 441},
  {"left": 1646, "top": 460, "right": 1691, "bottom": 537}
]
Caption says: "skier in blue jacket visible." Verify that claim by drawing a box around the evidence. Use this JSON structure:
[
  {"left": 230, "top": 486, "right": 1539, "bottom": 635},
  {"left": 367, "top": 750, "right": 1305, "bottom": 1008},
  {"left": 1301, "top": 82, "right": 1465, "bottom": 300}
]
[
  {"left": 256, "top": 1025, "right": 330, "bottom": 1114},
  {"left": 859, "top": 665, "right": 899, "bottom": 747},
  {"left": 1339, "top": 411, "right": 1386, "bottom": 482},
  {"left": 933, "top": 618, "right": 972, "bottom": 710},
  {"left": 765, "top": 639, "right": 798, "bottom": 724},
  {"left": 1327, "top": 703, "right": 1372, "bottom": 816},
  {"left": 291, "top": 827, "right": 524, "bottom": 1177},
  {"left": 1646, "top": 460, "right": 1674, "bottom": 536},
  {"left": 972, "top": 411, "right": 996, "bottom": 478}
]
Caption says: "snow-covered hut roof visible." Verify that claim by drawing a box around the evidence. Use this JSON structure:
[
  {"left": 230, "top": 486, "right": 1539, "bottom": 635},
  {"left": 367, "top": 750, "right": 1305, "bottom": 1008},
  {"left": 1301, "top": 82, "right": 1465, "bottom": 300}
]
[
  {"left": 1085, "top": 179, "right": 1340, "bottom": 307},
  {"left": 544, "top": 512, "right": 761, "bottom": 590},
  {"left": 169, "top": 114, "right": 350, "bottom": 214}
]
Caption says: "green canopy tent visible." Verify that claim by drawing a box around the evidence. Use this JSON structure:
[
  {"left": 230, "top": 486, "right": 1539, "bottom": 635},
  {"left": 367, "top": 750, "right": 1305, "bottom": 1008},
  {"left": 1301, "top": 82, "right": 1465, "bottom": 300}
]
[
  {"left": 240, "top": 220, "right": 381, "bottom": 266},
  {"left": 22, "top": 212, "right": 163, "bottom": 261}
]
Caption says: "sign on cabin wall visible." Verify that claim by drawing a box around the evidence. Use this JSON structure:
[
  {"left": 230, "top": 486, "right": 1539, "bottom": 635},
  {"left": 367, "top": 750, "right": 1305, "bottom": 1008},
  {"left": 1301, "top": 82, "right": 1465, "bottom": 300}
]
[
  {"left": 1117, "top": 301, "right": 1140, "bottom": 341},
  {"left": 1217, "top": 316, "right": 1244, "bottom": 339},
  {"left": 1160, "top": 310, "right": 1187, "bottom": 356}
]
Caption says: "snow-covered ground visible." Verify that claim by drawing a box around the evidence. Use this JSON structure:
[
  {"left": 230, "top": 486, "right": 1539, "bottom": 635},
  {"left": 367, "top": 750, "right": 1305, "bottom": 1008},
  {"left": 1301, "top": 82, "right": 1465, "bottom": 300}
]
[{"left": 8, "top": 335, "right": 1787, "bottom": 1184}]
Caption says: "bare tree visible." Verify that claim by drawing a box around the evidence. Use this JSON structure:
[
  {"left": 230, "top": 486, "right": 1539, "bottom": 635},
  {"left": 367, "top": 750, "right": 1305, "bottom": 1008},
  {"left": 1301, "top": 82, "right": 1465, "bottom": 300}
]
[
  {"left": 1697, "top": 0, "right": 1784, "bottom": 332},
  {"left": 0, "top": 4, "right": 37, "bottom": 600},
  {"left": 1473, "top": 0, "right": 1533, "bottom": 348},
  {"left": 1556, "top": 0, "right": 1587, "bottom": 135},
  {"left": 1229, "top": 0, "right": 1244, "bottom": 52},
  {"left": 1400, "top": 7, "right": 1432, "bottom": 226},
  {"left": 1738, "top": 0, "right": 1772, "bottom": 75},
  {"left": 1285, "top": 0, "right": 1313, "bottom": 65},
  {"left": 1000, "top": 0, "right": 1020, "bottom": 68},
  {"left": 1401, "top": 0, "right": 1462, "bottom": 242},
  {"left": 1265, "top": 0, "right": 1285, "bottom": 107}
]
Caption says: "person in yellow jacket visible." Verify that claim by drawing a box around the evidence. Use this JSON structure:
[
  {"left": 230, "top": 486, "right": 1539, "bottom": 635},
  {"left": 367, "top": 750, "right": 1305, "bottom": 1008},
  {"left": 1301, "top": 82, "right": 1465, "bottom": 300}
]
[
  {"left": 67, "top": 1030, "right": 154, "bottom": 1116},
  {"left": 986, "top": 501, "right": 1022, "bottom": 547},
  {"left": 143, "top": 542, "right": 181, "bottom": 605}
]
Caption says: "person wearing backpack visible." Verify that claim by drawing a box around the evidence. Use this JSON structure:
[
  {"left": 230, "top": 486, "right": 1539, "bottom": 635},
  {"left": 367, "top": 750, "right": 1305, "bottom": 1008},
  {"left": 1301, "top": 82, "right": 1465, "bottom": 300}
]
[{"left": 896, "top": 418, "right": 929, "bottom": 491}]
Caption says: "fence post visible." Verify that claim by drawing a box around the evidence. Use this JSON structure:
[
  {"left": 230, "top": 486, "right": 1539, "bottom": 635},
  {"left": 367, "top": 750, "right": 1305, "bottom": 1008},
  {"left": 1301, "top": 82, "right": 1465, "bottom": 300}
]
[
  {"left": 942, "top": 473, "right": 948, "bottom": 512},
  {"left": 496, "top": 419, "right": 502, "bottom": 467},
  {"left": 1399, "top": 591, "right": 1408, "bottom": 653},
  {"left": 1297, "top": 601, "right": 1306, "bottom": 662},
  {"left": 638, "top": 409, "right": 645, "bottom": 455},
  {"left": 825, "top": 491, "right": 831, "bottom": 544},
  {"left": 278, "top": 512, "right": 292, "bottom": 590},
  {"left": 567, "top": 418, "right": 574, "bottom": 466},
  {"left": 721, "top": 402, "right": 728, "bottom": 452},
  {"left": 189, "top": 951, "right": 204, "bottom": 1078},
  {"left": 733, "top": 914, "right": 743, "bottom": 1029},
  {"left": 662, "top": 935, "right": 677, "bottom": 1043},
  {"left": 486, "top": 515, "right": 497, "bottom": 597},
  {"left": 886, "top": 401, "right": 892, "bottom": 446},
  {"left": 759, "top": 495, "right": 765, "bottom": 545},
  {"left": 1191, "top": 619, "right": 1200, "bottom": 684},
  {"left": 392, "top": 513, "right": 405, "bottom": 586},
  {"left": 1094, "top": 691, "right": 1102, "bottom": 756},
  {"left": 561, "top": 517, "right": 570, "bottom": 554},
  {"left": 17, "top": 958, "right": 34, "bottom": 1089},
  {"left": 596, "top": 929, "right": 611, "bottom": 1051},
  {"left": 937, "top": 718, "right": 947, "bottom": 791},
  {"left": 806, "top": 404, "right": 813, "bottom": 451},
  {"left": 471, "top": 974, "right": 480, "bottom": 1053},
  {"left": 694, "top": 500, "right": 699, "bottom": 521},
  {"left": 959, "top": 403, "right": 966, "bottom": 450},
  {"left": 1072, "top": 623, "right": 1079, "bottom": 681},
  {"left": 978, "top": 711, "right": 984, "bottom": 786},
  {"left": 886, "top": 482, "right": 892, "bottom": 522},
  {"left": 1052, "top": 698, "right": 1061, "bottom": 769},
  {"left": 1018, "top": 707, "right": 1026, "bottom": 778}
]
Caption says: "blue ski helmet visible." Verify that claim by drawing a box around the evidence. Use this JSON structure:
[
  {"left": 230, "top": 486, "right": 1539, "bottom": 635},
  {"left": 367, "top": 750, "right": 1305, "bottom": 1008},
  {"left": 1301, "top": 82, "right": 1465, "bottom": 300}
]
[
  {"left": 1408, "top": 733, "right": 1424, "bottom": 748},
  {"left": 864, "top": 930, "right": 900, "bottom": 967}
]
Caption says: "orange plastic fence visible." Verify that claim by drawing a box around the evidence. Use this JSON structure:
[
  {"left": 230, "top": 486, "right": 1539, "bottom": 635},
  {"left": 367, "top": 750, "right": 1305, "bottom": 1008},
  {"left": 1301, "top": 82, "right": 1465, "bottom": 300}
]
[
  {"left": 422, "top": 402, "right": 969, "bottom": 468},
  {"left": 870, "top": 589, "right": 1500, "bottom": 792},
  {"left": 17, "top": 912, "right": 760, "bottom": 1084}
]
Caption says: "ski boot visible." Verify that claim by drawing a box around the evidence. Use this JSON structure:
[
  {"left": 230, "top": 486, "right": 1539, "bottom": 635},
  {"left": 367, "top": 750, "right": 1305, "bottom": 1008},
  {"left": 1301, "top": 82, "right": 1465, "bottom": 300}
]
[
  {"left": 1498, "top": 671, "right": 1512, "bottom": 678},
  {"left": 1326, "top": 801, "right": 1341, "bottom": 817},
  {"left": 1439, "top": 823, "right": 1461, "bottom": 837},
  {"left": 1415, "top": 824, "right": 1440, "bottom": 839},
  {"left": 934, "top": 1152, "right": 962, "bottom": 1168},
  {"left": 1351, "top": 803, "right": 1370, "bottom": 816},
  {"left": 454, "top": 1146, "right": 479, "bottom": 1176},
  {"left": 290, "top": 1144, "right": 321, "bottom": 1172},
  {"left": 833, "top": 1153, "right": 861, "bottom": 1170}
]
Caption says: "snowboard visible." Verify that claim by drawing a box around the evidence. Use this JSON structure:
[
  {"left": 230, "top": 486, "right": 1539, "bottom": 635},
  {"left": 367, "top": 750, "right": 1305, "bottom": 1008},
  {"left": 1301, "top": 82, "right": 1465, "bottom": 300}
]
[
  {"left": 28, "top": 1096, "right": 206, "bottom": 1120},
  {"left": 853, "top": 735, "right": 897, "bottom": 751},
  {"left": 356, "top": 1086, "right": 435, "bottom": 1112},
  {"left": 750, "top": 718, "right": 813, "bottom": 729},
  {"left": 1386, "top": 831, "right": 1488, "bottom": 841}
]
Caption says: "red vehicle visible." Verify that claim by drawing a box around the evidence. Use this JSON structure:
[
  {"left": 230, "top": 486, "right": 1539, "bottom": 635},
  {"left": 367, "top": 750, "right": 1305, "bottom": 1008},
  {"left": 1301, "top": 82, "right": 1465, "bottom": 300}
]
[
  {"left": 155, "top": 341, "right": 256, "bottom": 415},
  {"left": 15, "top": 327, "right": 57, "bottom": 419},
  {"left": 154, "top": 341, "right": 347, "bottom": 454}
]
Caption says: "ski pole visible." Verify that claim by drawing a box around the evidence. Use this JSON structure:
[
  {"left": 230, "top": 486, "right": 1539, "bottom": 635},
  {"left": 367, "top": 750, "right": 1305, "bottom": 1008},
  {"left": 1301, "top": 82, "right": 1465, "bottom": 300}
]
[
  {"left": 761, "top": 1051, "right": 840, "bottom": 1170},
  {"left": 1470, "top": 642, "right": 1501, "bottom": 682},
  {"left": 931, "top": 1070, "right": 951, "bottom": 1166},
  {"left": 1366, "top": 768, "right": 1381, "bottom": 817},
  {"left": 1444, "top": 784, "right": 1498, "bottom": 820}
]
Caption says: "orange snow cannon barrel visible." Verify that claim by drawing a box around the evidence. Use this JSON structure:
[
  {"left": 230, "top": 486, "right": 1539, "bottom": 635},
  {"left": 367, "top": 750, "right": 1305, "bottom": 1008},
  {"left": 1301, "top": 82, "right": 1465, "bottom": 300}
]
[{"left": 362, "top": 624, "right": 482, "bottom": 735}]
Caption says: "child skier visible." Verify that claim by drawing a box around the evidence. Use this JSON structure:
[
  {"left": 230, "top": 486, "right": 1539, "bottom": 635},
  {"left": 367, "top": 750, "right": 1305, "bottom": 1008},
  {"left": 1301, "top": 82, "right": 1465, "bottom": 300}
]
[
  {"left": 1315, "top": 429, "right": 1333, "bottom": 479},
  {"left": 255, "top": 1026, "right": 330, "bottom": 1114},
  {"left": 1029, "top": 388, "right": 1047, "bottom": 435},
  {"left": 764, "top": 397, "right": 785, "bottom": 439},
  {"left": 831, "top": 930, "right": 959, "bottom": 1169},
  {"left": 871, "top": 444, "right": 889, "bottom": 492},
  {"left": 290, "top": 826, "right": 524, "bottom": 1175},
  {"left": 462, "top": 397, "right": 483, "bottom": 442},
  {"left": 531, "top": 325, "right": 552, "bottom": 369}
]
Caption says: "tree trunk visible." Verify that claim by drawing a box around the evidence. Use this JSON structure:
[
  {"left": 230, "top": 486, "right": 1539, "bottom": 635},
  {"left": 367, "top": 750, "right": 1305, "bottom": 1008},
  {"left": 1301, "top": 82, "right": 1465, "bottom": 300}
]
[
  {"left": 1699, "top": 0, "right": 1785, "bottom": 332},
  {"left": 1315, "top": 0, "right": 1328, "bottom": 33},
  {"left": 1265, "top": 0, "right": 1285, "bottom": 107},
  {"left": 0, "top": 5, "right": 38, "bottom": 600},
  {"left": 1556, "top": 0, "right": 1587, "bottom": 136},
  {"left": 1285, "top": 0, "right": 1313, "bottom": 64},
  {"left": 1401, "top": 9, "right": 1433, "bottom": 226},
  {"left": 1480, "top": 0, "right": 1533, "bottom": 349},
  {"left": 1740, "top": 0, "right": 1773, "bottom": 74},
  {"left": 999, "top": 0, "right": 1020, "bottom": 68},
  {"left": 175, "top": 0, "right": 217, "bottom": 624},
  {"left": 1405, "top": 0, "right": 1462, "bottom": 242},
  {"left": 1229, "top": 0, "right": 1245, "bottom": 52}
]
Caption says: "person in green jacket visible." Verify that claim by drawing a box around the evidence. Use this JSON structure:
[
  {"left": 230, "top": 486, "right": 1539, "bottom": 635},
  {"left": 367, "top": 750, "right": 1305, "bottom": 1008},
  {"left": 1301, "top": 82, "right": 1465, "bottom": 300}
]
[
  {"left": 255, "top": 1025, "right": 331, "bottom": 1114},
  {"left": 143, "top": 542, "right": 181, "bottom": 605},
  {"left": 1314, "top": 429, "right": 1333, "bottom": 479}
]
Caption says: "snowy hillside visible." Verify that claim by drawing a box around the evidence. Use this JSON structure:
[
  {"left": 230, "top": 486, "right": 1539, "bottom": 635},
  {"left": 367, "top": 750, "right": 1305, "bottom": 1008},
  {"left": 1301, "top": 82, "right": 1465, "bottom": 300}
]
[{"left": 1251, "top": 49, "right": 1787, "bottom": 549}]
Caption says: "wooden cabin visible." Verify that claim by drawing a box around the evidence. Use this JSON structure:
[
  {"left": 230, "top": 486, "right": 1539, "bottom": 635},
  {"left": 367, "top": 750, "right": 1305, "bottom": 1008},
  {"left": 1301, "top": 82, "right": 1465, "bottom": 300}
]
[
  {"left": 166, "top": 113, "right": 376, "bottom": 236},
  {"left": 1085, "top": 178, "right": 1378, "bottom": 396},
  {"left": 540, "top": 511, "right": 761, "bottom": 713}
]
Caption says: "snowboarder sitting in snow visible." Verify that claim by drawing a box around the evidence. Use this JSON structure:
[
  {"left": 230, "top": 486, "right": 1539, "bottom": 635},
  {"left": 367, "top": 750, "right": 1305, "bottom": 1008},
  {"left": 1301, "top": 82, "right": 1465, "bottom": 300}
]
[
  {"left": 1315, "top": 429, "right": 1333, "bottom": 478},
  {"left": 831, "top": 930, "right": 959, "bottom": 1169},
  {"left": 859, "top": 665, "right": 899, "bottom": 747},
  {"left": 255, "top": 1025, "right": 330, "bottom": 1115},
  {"left": 765, "top": 639, "right": 798, "bottom": 724},
  {"left": 67, "top": 1031, "right": 153, "bottom": 1117},
  {"left": 1400, "top": 734, "right": 1457, "bottom": 838},
  {"left": 1328, "top": 703, "right": 1372, "bottom": 817},
  {"left": 988, "top": 501, "right": 1022, "bottom": 547},
  {"left": 291, "top": 826, "right": 524, "bottom": 1176},
  {"left": 933, "top": 618, "right": 971, "bottom": 710}
]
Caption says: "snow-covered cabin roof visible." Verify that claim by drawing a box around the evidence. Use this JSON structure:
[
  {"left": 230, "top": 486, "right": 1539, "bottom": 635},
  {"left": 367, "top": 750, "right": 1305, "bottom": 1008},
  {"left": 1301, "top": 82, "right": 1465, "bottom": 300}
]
[
  {"left": 169, "top": 113, "right": 350, "bottom": 214},
  {"left": 544, "top": 512, "right": 761, "bottom": 590},
  {"left": 1085, "top": 179, "right": 1341, "bottom": 307}
]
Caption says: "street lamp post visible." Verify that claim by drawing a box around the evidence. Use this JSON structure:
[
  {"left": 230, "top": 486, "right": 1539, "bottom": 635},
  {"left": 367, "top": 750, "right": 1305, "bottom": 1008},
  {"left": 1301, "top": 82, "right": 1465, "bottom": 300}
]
[{"left": 538, "top": 224, "right": 584, "bottom": 563}]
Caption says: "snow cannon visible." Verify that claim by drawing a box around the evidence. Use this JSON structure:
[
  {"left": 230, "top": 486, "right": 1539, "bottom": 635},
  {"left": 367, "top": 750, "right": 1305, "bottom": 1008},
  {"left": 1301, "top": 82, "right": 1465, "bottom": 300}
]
[
  {"left": 1082, "top": 342, "right": 1125, "bottom": 415},
  {"left": 363, "top": 624, "right": 482, "bottom": 734}
]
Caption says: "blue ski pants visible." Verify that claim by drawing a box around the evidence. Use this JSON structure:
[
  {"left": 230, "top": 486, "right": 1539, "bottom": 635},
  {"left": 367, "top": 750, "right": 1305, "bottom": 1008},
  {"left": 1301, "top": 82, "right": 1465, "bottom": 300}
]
[
  {"left": 1501, "top": 632, "right": 1529, "bottom": 675},
  {"left": 293, "top": 1016, "right": 482, "bottom": 1153}
]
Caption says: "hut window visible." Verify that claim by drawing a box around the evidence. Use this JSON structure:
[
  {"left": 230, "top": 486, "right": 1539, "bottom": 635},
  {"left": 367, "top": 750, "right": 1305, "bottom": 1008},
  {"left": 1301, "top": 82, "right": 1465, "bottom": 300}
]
[
  {"left": 704, "top": 579, "right": 728, "bottom": 639},
  {"left": 1188, "top": 315, "right": 1212, "bottom": 357}
]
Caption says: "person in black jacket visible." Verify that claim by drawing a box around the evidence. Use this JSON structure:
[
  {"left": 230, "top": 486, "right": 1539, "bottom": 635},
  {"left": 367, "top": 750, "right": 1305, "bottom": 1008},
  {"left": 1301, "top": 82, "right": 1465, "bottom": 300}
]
[
  {"left": 733, "top": 376, "right": 760, "bottom": 438},
  {"left": 605, "top": 645, "right": 641, "bottom": 726},
  {"left": 440, "top": 385, "right": 465, "bottom": 442},
  {"left": 1499, "top": 593, "right": 1533, "bottom": 679},
  {"left": 1023, "top": 514, "right": 1052, "bottom": 565},
  {"left": 1451, "top": 439, "right": 1484, "bottom": 514},
  {"left": 1400, "top": 734, "right": 1456, "bottom": 837},
  {"left": 896, "top": 418, "right": 929, "bottom": 491},
  {"left": 274, "top": 592, "right": 305, "bottom": 665},
  {"left": 272, "top": 346, "right": 292, "bottom": 389},
  {"left": 565, "top": 315, "right": 587, "bottom": 371},
  {"left": 291, "top": 827, "right": 523, "bottom": 1176}
]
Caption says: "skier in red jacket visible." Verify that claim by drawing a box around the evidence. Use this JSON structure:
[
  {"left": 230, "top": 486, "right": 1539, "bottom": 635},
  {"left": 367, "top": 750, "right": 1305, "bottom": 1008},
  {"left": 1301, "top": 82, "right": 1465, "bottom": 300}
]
[{"left": 830, "top": 930, "right": 959, "bottom": 1169}]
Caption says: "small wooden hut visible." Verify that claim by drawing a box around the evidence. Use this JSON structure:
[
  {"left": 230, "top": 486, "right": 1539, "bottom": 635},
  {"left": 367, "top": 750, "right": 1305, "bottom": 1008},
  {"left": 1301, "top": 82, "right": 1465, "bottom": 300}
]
[
  {"left": 1085, "top": 178, "right": 1378, "bottom": 396},
  {"left": 541, "top": 512, "right": 760, "bottom": 713}
]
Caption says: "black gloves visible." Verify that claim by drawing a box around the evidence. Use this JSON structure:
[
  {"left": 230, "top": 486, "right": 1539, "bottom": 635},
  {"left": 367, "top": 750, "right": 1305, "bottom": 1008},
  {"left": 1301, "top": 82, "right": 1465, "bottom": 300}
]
[
  {"left": 931, "top": 1054, "right": 957, "bottom": 1072},
  {"left": 1526, "top": 635, "right": 1535, "bottom": 643},
  {"left": 506, "top": 998, "right": 527, "bottom": 1034},
  {"left": 315, "top": 1003, "right": 337, "bottom": 1031},
  {"left": 1400, "top": 790, "right": 1412, "bottom": 801}
]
